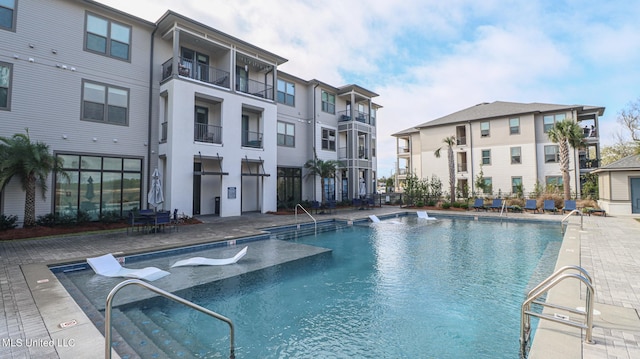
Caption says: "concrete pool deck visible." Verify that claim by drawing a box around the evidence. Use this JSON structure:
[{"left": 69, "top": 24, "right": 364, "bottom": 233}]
[{"left": 0, "top": 206, "right": 638, "bottom": 358}]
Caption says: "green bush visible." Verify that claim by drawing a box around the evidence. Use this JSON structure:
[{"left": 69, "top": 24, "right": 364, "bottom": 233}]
[
  {"left": 416, "top": 201, "right": 424, "bottom": 207},
  {"left": 452, "top": 202, "right": 462, "bottom": 208},
  {"left": 441, "top": 202, "right": 451, "bottom": 209},
  {"left": 100, "top": 211, "right": 123, "bottom": 224},
  {"left": 460, "top": 203, "right": 469, "bottom": 209},
  {"left": 427, "top": 200, "right": 436, "bottom": 206},
  {"left": 0, "top": 214, "right": 18, "bottom": 230}
]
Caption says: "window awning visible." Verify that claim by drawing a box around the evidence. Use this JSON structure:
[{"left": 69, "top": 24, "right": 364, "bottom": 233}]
[
  {"left": 242, "top": 156, "right": 270, "bottom": 177},
  {"left": 194, "top": 152, "right": 228, "bottom": 176}
]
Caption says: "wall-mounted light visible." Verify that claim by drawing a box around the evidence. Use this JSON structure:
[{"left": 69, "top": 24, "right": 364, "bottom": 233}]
[
  {"left": 143, "top": 142, "right": 148, "bottom": 146},
  {"left": 70, "top": 67, "right": 76, "bottom": 71},
  {"left": 113, "top": 139, "right": 118, "bottom": 143},
  {"left": 28, "top": 58, "right": 35, "bottom": 63},
  {"left": 244, "top": 65, "right": 248, "bottom": 72},
  {"left": 62, "top": 134, "right": 68, "bottom": 139},
  {"left": 28, "top": 43, "right": 35, "bottom": 48},
  {"left": 51, "top": 49, "right": 57, "bottom": 54},
  {"left": 13, "top": 54, "right": 19, "bottom": 59},
  {"left": 92, "top": 137, "right": 97, "bottom": 142}
]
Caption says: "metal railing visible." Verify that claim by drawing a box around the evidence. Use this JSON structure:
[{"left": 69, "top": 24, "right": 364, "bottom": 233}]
[
  {"left": 195, "top": 123, "right": 223, "bottom": 144},
  {"left": 105, "top": 279, "right": 235, "bottom": 359},
  {"left": 161, "top": 57, "right": 230, "bottom": 89},
  {"left": 242, "top": 130, "right": 263, "bottom": 148},
  {"left": 520, "top": 265, "right": 595, "bottom": 357},
  {"left": 236, "top": 78, "right": 273, "bottom": 100},
  {"left": 295, "top": 204, "right": 316, "bottom": 235}
]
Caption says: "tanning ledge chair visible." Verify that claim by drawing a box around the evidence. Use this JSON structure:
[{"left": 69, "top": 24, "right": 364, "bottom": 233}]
[
  {"left": 472, "top": 198, "right": 487, "bottom": 211},
  {"left": 562, "top": 200, "right": 577, "bottom": 214},
  {"left": 524, "top": 199, "right": 538, "bottom": 213},
  {"left": 543, "top": 200, "right": 558, "bottom": 214},
  {"left": 171, "top": 246, "right": 248, "bottom": 267},
  {"left": 86, "top": 253, "right": 170, "bottom": 281},
  {"left": 417, "top": 211, "right": 437, "bottom": 220}
]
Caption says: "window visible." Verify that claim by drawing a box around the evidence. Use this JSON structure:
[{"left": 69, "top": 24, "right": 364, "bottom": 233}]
[
  {"left": 321, "top": 90, "right": 335, "bottom": 114},
  {"left": 544, "top": 145, "right": 559, "bottom": 163},
  {"left": 543, "top": 113, "right": 566, "bottom": 132},
  {"left": 481, "top": 149, "right": 491, "bottom": 165},
  {"left": 323, "top": 177, "right": 335, "bottom": 201},
  {"left": 277, "top": 79, "right": 295, "bottom": 106},
  {"left": 511, "top": 177, "right": 522, "bottom": 195},
  {"left": 82, "top": 80, "right": 129, "bottom": 125},
  {"left": 54, "top": 154, "right": 142, "bottom": 220},
  {"left": 511, "top": 147, "right": 521, "bottom": 164},
  {"left": 277, "top": 167, "right": 301, "bottom": 207},
  {"left": 546, "top": 176, "right": 563, "bottom": 189},
  {"left": 0, "top": 62, "right": 11, "bottom": 110},
  {"left": 85, "top": 13, "right": 131, "bottom": 60},
  {"left": 322, "top": 128, "right": 336, "bottom": 151},
  {"left": 483, "top": 177, "right": 493, "bottom": 194},
  {"left": 277, "top": 121, "right": 295, "bottom": 147},
  {"left": 510, "top": 118, "right": 520, "bottom": 135},
  {"left": 480, "top": 121, "right": 490, "bottom": 137},
  {"left": 370, "top": 108, "right": 376, "bottom": 126},
  {"left": 0, "top": 0, "right": 16, "bottom": 31}
]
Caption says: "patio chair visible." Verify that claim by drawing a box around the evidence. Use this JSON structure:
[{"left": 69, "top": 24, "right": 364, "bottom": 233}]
[
  {"left": 489, "top": 199, "right": 503, "bottom": 211},
  {"left": 472, "top": 198, "right": 487, "bottom": 211},
  {"left": 326, "top": 200, "right": 337, "bottom": 214},
  {"left": 154, "top": 211, "right": 173, "bottom": 232},
  {"left": 523, "top": 199, "right": 538, "bottom": 213},
  {"left": 417, "top": 211, "right": 437, "bottom": 220},
  {"left": 562, "top": 200, "right": 577, "bottom": 214},
  {"left": 127, "top": 210, "right": 149, "bottom": 235},
  {"left": 86, "top": 253, "right": 170, "bottom": 281},
  {"left": 171, "top": 246, "right": 248, "bottom": 267},
  {"left": 543, "top": 200, "right": 558, "bottom": 214},
  {"left": 311, "top": 201, "right": 321, "bottom": 214}
]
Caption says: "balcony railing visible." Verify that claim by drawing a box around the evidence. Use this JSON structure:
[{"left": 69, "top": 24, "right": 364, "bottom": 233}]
[
  {"left": 337, "top": 110, "right": 372, "bottom": 125},
  {"left": 457, "top": 163, "right": 468, "bottom": 172},
  {"left": 338, "top": 147, "right": 347, "bottom": 159},
  {"left": 358, "top": 146, "right": 368, "bottom": 159},
  {"left": 236, "top": 78, "right": 273, "bottom": 100},
  {"left": 242, "top": 130, "right": 263, "bottom": 148},
  {"left": 456, "top": 137, "right": 467, "bottom": 146},
  {"left": 580, "top": 159, "right": 600, "bottom": 169},
  {"left": 398, "top": 146, "right": 410, "bottom": 154},
  {"left": 398, "top": 168, "right": 409, "bottom": 175},
  {"left": 161, "top": 57, "right": 230, "bottom": 89},
  {"left": 194, "top": 123, "right": 222, "bottom": 144},
  {"left": 161, "top": 122, "right": 167, "bottom": 142}
]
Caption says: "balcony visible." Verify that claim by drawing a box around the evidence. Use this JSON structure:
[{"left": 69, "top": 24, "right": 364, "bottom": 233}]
[
  {"left": 580, "top": 159, "right": 600, "bottom": 170},
  {"left": 194, "top": 123, "right": 222, "bottom": 144},
  {"left": 358, "top": 146, "right": 368, "bottom": 159},
  {"left": 242, "top": 130, "right": 263, "bottom": 148},
  {"left": 236, "top": 78, "right": 273, "bottom": 100},
  {"left": 398, "top": 146, "right": 410, "bottom": 154},
  {"left": 456, "top": 137, "right": 467, "bottom": 146},
  {"left": 457, "top": 163, "right": 468, "bottom": 172},
  {"left": 162, "top": 58, "right": 230, "bottom": 88},
  {"left": 161, "top": 122, "right": 167, "bottom": 142},
  {"left": 338, "top": 110, "right": 372, "bottom": 125},
  {"left": 338, "top": 147, "right": 347, "bottom": 159},
  {"left": 398, "top": 168, "right": 409, "bottom": 175}
]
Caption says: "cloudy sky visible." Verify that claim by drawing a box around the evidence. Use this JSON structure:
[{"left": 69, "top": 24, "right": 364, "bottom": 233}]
[{"left": 99, "top": 0, "right": 640, "bottom": 177}]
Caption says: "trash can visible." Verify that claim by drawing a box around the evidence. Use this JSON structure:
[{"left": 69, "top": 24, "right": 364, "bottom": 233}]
[{"left": 215, "top": 196, "right": 220, "bottom": 215}]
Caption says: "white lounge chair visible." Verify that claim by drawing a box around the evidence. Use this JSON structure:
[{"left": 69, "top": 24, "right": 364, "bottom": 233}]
[
  {"left": 417, "top": 211, "right": 437, "bottom": 220},
  {"left": 86, "top": 253, "right": 170, "bottom": 281},
  {"left": 171, "top": 246, "right": 248, "bottom": 268},
  {"left": 369, "top": 214, "right": 403, "bottom": 224}
]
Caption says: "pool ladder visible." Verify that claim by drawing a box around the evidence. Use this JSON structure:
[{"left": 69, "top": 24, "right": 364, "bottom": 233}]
[
  {"left": 520, "top": 265, "right": 595, "bottom": 358},
  {"left": 295, "top": 203, "right": 317, "bottom": 234},
  {"left": 104, "top": 279, "right": 235, "bottom": 359}
]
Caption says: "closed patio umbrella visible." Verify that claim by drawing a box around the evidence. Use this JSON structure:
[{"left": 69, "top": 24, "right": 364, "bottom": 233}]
[
  {"left": 148, "top": 168, "right": 164, "bottom": 210},
  {"left": 359, "top": 177, "right": 367, "bottom": 199}
]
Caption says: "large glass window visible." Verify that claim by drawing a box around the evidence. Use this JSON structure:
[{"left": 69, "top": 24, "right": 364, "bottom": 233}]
[
  {"left": 0, "top": 62, "right": 10, "bottom": 109},
  {"left": 321, "top": 90, "right": 335, "bottom": 114},
  {"left": 0, "top": 0, "right": 16, "bottom": 31},
  {"left": 55, "top": 154, "right": 142, "bottom": 220},
  {"left": 85, "top": 13, "right": 131, "bottom": 61},
  {"left": 481, "top": 149, "right": 491, "bottom": 165},
  {"left": 323, "top": 177, "right": 335, "bottom": 201},
  {"left": 546, "top": 176, "right": 563, "bottom": 190},
  {"left": 277, "top": 167, "right": 301, "bottom": 208},
  {"left": 544, "top": 145, "right": 559, "bottom": 163},
  {"left": 277, "top": 121, "right": 295, "bottom": 147},
  {"left": 511, "top": 147, "right": 521, "bottom": 164},
  {"left": 511, "top": 177, "right": 522, "bottom": 195},
  {"left": 480, "top": 121, "right": 490, "bottom": 137},
  {"left": 82, "top": 80, "right": 129, "bottom": 125},
  {"left": 483, "top": 177, "right": 493, "bottom": 194},
  {"left": 322, "top": 128, "right": 336, "bottom": 151},
  {"left": 543, "top": 113, "right": 566, "bottom": 133},
  {"left": 510, "top": 117, "right": 520, "bottom": 135},
  {"left": 277, "top": 79, "right": 295, "bottom": 106}
]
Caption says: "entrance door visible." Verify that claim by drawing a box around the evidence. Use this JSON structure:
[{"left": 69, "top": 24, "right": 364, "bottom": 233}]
[
  {"left": 193, "top": 163, "right": 201, "bottom": 215},
  {"left": 631, "top": 178, "right": 640, "bottom": 214}
]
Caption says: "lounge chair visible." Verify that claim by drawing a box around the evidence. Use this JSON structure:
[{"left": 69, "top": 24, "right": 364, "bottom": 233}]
[
  {"left": 86, "top": 253, "right": 170, "bottom": 281},
  {"left": 171, "top": 246, "right": 248, "bottom": 268},
  {"left": 369, "top": 214, "right": 402, "bottom": 224},
  {"left": 562, "top": 200, "right": 577, "bottom": 214},
  {"left": 523, "top": 199, "right": 538, "bottom": 213},
  {"left": 417, "top": 211, "right": 437, "bottom": 220},
  {"left": 489, "top": 199, "right": 503, "bottom": 211},
  {"left": 472, "top": 198, "right": 487, "bottom": 211},
  {"left": 543, "top": 200, "right": 558, "bottom": 214}
]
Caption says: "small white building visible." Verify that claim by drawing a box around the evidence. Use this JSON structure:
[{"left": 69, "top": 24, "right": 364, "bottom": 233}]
[{"left": 593, "top": 154, "right": 640, "bottom": 215}]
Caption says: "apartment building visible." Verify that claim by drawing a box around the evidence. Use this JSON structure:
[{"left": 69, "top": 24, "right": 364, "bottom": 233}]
[
  {"left": 0, "top": 0, "right": 380, "bottom": 224},
  {"left": 392, "top": 101, "right": 604, "bottom": 198}
]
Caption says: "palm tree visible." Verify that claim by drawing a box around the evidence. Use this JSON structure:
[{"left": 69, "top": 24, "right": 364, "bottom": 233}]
[
  {"left": 303, "top": 153, "right": 339, "bottom": 204},
  {"left": 434, "top": 136, "right": 456, "bottom": 204},
  {"left": 0, "top": 129, "right": 66, "bottom": 227},
  {"left": 547, "top": 119, "right": 585, "bottom": 200}
]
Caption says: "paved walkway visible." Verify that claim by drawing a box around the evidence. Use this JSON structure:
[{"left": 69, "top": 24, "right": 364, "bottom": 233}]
[{"left": 0, "top": 206, "right": 638, "bottom": 358}]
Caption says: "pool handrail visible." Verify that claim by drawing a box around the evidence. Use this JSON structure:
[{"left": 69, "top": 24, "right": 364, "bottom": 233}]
[
  {"left": 105, "top": 279, "right": 235, "bottom": 359},
  {"left": 561, "top": 209, "right": 583, "bottom": 230},
  {"left": 295, "top": 203, "right": 317, "bottom": 235}
]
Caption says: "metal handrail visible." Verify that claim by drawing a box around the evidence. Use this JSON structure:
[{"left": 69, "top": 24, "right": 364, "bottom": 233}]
[
  {"left": 561, "top": 209, "right": 583, "bottom": 230},
  {"left": 295, "top": 204, "right": 317, "bottom": 235},
  {"left": 520, "top": 267, "right": 595, "bottom": 357},
  {"left": 105, "top": 279, "right": 235, "bottom": 359},
  {"left": 499, "top": 199, "right": 507, "bottom": 217}
]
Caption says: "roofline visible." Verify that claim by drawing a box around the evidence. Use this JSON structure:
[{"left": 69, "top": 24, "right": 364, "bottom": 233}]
[
  {"left": 592, "top": 167, "right": 640, "bottom": 174},
  {"left": 83, "top": 0, "right": 156, "bottom": 27}
]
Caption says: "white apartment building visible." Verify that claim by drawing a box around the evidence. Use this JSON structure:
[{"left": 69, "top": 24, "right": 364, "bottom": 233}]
[
  {"left": 392, "top": 101, "right": 604, "bottom": 198},
  {"left": 0, "top": 0, "right": 380, "bottom": 225}
]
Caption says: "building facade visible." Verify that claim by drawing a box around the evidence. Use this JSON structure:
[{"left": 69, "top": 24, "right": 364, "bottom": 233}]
[
  {"left": 0, "top": 0, "right": 380, "bottom": 225},
  {"left": 392, "top": 101, "right": 604, "bottom": 199}
]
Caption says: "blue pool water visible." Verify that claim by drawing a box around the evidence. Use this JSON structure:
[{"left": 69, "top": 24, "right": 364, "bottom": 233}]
[{"left": 106, "top": 217, "right": 561, "bottom": 358}]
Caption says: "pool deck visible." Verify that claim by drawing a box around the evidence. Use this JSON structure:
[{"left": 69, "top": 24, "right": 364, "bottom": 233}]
[{"left": 0, "top": 206, "right": 639, "bottom": 358}]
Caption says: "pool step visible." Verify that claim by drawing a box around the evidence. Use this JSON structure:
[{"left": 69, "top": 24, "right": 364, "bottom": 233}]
[
  {"left": 525, "top": 242, "right": 562, "bottom": 295},
  {"left": 271, "top": 221, "right": 347, "bottom": 240},
  {"left": 145, "top": 310, "right": 215, "bottom": 357},
  {"left": 123, "top": 307, "right": 204, "bottom": 358},
  {"left": 55, "top": 275, "right": 140, "bottom": 359},
  {"left": 111, "top": 308, "right": 168, "bottom": 359}
]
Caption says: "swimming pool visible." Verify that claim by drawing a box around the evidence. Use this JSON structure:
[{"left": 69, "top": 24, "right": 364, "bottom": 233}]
[{"left": 57, "top": 216, "right": 561, "bottom": 358}]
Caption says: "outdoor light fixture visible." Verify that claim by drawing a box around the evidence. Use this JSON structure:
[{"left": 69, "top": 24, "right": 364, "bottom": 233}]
[{"left": 92, "top": 137, "right": 97, "bottom": 142}]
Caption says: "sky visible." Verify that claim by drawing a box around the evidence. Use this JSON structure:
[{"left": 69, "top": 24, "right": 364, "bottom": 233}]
[{"left": 98, "top": 0, "right": 640, "bottom": 178}]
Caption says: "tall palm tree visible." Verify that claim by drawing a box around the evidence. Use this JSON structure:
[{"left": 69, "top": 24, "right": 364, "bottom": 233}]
[
  {"left": 434, "top": 136, "right": 456, "bottom": 203},
  {"left": 0, "top": 129, "right": 66, "bottom": 227},
  {"left": 304, "top": 153, "right": 339, "bottom": 204},
  {"left": 547, "top": 119, "right": 585, "bottom": 200}
]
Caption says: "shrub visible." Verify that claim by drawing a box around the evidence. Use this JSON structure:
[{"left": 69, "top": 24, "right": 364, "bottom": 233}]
[
  {"left": 100, "top": 211, "right": 123, "bottom": 224},
  {"left": 416, "top": 201, "right": 424, "bottom": 207},
  {"left": 460, "top": 203, "right": 469, "bottom": 210},
  {"left": 427, "top": 200, "right": 436, "bottom": 207},
  {"left": 452, "top": 202, "right": 462, "bottom": 208},
  {"left": 0, "top": 214, "right": 18, "bottom": 230},
  {"left": 441, "top": 202, "right": 451, "bottom": 209}
]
